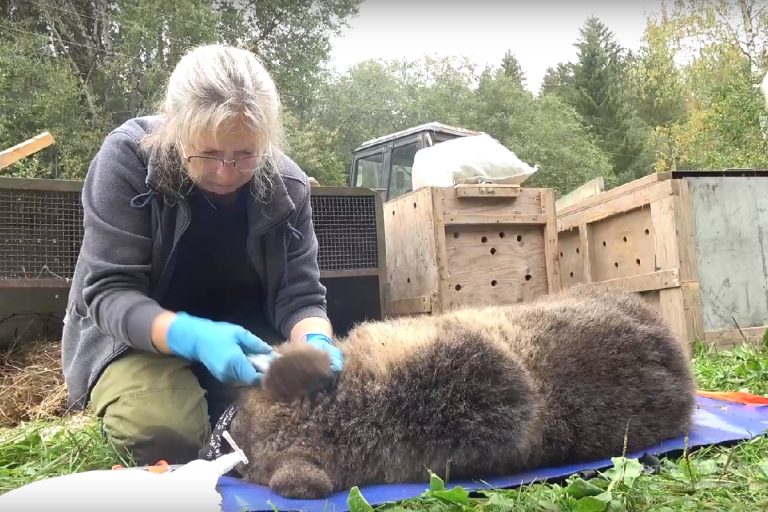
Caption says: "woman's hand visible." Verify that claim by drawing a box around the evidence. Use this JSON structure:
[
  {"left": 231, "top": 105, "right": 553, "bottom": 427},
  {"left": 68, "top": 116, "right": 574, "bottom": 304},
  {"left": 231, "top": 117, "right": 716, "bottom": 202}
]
[
  {"left": 304, "top": 333, "right": 344, "bottom": 373},
  {"left": 290, "top": 317, "right": 344, "bottom": 374},
  {"left": 154, "top": 311, "right": 274, "bottom": 385}
]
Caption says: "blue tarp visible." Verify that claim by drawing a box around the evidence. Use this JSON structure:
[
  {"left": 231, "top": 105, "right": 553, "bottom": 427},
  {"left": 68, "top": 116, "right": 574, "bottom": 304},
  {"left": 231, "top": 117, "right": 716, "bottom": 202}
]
[{"left": 217, "top": 394, "right": 768, "bottom": 512}]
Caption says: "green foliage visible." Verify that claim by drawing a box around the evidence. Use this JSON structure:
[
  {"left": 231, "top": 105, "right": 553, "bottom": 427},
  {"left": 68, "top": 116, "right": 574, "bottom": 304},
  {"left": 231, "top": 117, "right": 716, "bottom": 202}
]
[
  {"left": 216, "top": 0, "right": 362, "bottom": 113},
  {"left": 283, "top": 111, "right": 348, "bottom": 185},
  {"left": 561, "top": 17, "right": 655, "bottom": 181},
  {"left": 0, "top": 20, "right": 105, "bottom": 178},
  {"left": 500, "top": 50, "right": 526, "bottom": 88},
  {"left": 0, "top": 415, "right": 125, "bottom": 493},
  {"left": 669, "top": 43, "right": 768, "bottom": 170},
  {"left": 4, "top": 0, "right": 768, "bottom": 197},
  {"left": 629, "top": 13, "right": 688, "bottom": 129},
  {"left": 693, "top": 338, "right": 768, "bottom": 396},
  {"left": 0, "top": 0, "right": 361, "bottom": 180},
  {"left": 471, "top": 72, "right": 614, "bottom": 196}
]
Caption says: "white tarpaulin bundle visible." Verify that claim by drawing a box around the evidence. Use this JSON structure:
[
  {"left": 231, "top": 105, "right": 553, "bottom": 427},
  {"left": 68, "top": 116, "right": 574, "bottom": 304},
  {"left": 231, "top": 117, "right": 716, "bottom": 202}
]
[
  {"left": 0, "top": 435, "right": 248, "bottom": 511},
  {"left": 411, "top": 134, "right": 539, "bottom": 190}
]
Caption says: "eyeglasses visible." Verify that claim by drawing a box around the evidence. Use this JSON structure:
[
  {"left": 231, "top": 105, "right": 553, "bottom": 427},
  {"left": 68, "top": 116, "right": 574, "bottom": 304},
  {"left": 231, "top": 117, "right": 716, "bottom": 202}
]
[{"left": 179, "top": 142, "right": 271, "bottom": 174}]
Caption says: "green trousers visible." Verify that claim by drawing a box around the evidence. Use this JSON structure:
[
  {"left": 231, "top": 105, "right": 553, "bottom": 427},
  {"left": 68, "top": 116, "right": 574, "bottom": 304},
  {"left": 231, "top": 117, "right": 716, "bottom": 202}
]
[
  {"left": 89, "top": 306, "right": 283, "bottom": 466},
  {"left": 90, "top": 350, "right": 240, "bottom": 466}
]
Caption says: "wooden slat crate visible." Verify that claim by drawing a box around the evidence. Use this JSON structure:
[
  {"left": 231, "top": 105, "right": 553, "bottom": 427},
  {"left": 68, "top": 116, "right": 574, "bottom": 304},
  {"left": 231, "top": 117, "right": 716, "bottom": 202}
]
[
  {"left": 384, "top": 184, "right": 560, "bottom": 316},
  {"left": 557, "top": 170, "right": 768, "bottom": 349}
]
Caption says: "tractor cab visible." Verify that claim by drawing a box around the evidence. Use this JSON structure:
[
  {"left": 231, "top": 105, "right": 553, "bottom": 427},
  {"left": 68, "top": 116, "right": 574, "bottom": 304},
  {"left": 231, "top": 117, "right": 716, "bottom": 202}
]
[{"left": 349, "top": 122, "right": 480, "bottom": 203}]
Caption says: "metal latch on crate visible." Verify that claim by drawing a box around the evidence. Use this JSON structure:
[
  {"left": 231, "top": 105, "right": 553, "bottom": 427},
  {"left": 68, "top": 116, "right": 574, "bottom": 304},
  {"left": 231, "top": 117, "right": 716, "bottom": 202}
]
[{"left": 453, "top": 183, "right": 522, "bottom": 198}]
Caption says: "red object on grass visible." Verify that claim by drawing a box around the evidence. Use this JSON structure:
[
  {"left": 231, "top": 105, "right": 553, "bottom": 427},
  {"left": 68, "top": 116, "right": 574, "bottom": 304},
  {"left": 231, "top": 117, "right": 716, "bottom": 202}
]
[{"left": 697, "top": 390, "right": 768, "bottom": 406}]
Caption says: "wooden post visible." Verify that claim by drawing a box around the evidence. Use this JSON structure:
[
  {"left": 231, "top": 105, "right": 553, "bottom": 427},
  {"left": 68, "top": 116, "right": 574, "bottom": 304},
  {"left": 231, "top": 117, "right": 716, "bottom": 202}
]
[
  {"left": 541, "top": 188, "right": 561, "bottom": 293},
  {"left": 650, "top": 180, "right": 704, "bottom": 346},
  {"left": 0, "top": 132, "right": 55, "bottom": 169}
]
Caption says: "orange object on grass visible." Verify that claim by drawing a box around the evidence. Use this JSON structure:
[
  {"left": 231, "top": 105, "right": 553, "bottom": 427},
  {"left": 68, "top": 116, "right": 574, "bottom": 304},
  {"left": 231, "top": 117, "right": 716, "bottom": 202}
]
[{"left": 697, "top": 390, "right": 768, "bottom": 406}]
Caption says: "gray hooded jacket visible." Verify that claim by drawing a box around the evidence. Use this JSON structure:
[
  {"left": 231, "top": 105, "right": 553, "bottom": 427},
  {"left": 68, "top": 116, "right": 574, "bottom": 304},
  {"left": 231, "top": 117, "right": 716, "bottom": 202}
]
[{"left": 61, "top": 116, "right": 328, "bottom": 409}]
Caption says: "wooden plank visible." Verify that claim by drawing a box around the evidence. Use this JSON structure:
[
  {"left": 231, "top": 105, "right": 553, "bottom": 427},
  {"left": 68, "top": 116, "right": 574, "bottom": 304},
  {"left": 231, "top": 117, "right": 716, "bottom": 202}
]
[
  {"left": 0, "top": 279, "right": 71, "bottom": 289},
  {"left": 310, "top": 185, "right": 376, "bottom": 197},
  {"left": 704, "top": 326, "right": 768, "bottom": 349},
  {"left": 444, "top": 214, "right": 548, "bottom": 225},
  {"left": 454, "top": 183, "right": 522, "bottom": 198},
  {"left": 541, "top": 188, "right": 560, "bottom": 293},
  {"left": 0, "top": 132, "right": 56, "bottom": 169},
  {"left": 320, "top": 269, "right": 381, "bottom": 279},
  {"left": 443, "top": 225, "right": 548, "bottom": 309},
  {"left": 651, "top": 196, "right": 682, "bottom": 273},
  {"left": 588, "top": 207, "right": 656, "bottom": 282},
  {"left": 0, "top": 176, "right": 83, "bottom": 193},
  {"left": 659, "top": 282, "right": 704, "bottom": 347},
  {"left": 556, "top": 177, "right": 604, "bottom": 210},
  {"left": 592, "top": 269, "right": 680, "bottom": 293},
  {"left": 673, "top": 180, "right": 698, "bottom": 282},
  {"left": 558, "top": 228, "right": 584, "bottom": 287},
  {"left": 440, "top": 186, "right": 543, "bottom": 221},
  {"left": 383, "top": 187, "right": 440, "bottom": 316},
  {"left": 432, "top": 188, "right": 450, "bottom": 314},
  {"left": 578, "top": 223, "right": 593, "bottom": 283},
  {"left": 386, "top": 296, "right": 432, "bottom": 316},
  {"left": 558, "top": 179, "right": 678, "bottom": 231},
  {"left": 557, "top": 172, "right": 671, "bottom": 217}
]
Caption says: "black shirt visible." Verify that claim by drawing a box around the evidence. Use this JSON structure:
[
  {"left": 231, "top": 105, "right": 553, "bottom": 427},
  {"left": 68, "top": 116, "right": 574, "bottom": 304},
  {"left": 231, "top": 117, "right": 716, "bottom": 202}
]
[{"left": 160, "top": 185, "right": 263, "bottom": 324}]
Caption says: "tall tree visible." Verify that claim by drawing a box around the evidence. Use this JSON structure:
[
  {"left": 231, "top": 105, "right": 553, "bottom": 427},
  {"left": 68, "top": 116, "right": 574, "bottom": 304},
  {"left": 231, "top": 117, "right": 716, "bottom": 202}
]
[
  {"left": 567, "top": 17, "right": 655, "bottom": 180},
  {"left": 474, "top": 71, "right": 615, "bottom": 195},
  {"left": 0, "top": 0, "right": 362, "bottom": 178},
  {"left": 500, "top": 50, "right": 526, "bottom": 87},
  {"left": 669, "top": 0, "right": 768, "bottom": 74},
  {"left": 629, "top": 10, "right": 687, "bottom": 128},
  {"left": 540, "top": 62, "right": 574, "bottom": 100},
  {"left": 216, "top": 0, "right": 362, "bottom": 114}
]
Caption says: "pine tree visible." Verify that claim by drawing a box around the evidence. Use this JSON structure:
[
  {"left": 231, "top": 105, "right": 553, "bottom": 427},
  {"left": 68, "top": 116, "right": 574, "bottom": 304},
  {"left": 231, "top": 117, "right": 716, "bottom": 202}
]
[
  {"left": 500, "top": 50, "right": 526, "bottom": 88},
  {"left": 568, "top": 17, "right": 652, "bottom": 180}
]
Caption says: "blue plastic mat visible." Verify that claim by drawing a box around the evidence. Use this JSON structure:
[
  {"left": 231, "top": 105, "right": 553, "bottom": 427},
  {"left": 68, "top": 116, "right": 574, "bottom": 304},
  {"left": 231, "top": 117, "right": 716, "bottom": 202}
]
[{"left": 217, "top": 394, "right": 768, "bottom": 512}]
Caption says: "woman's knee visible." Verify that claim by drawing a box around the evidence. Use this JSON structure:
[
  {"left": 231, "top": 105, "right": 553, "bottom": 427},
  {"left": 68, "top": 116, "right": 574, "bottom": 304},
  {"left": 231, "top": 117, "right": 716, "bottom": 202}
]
[{"left": 90, "top": 351, "right": 212, "bottom": 465}]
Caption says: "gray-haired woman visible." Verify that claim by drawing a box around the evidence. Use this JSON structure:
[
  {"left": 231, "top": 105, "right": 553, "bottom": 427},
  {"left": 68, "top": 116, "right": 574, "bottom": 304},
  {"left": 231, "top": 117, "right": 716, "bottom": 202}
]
[{"left": 60, "top": 44, "right": 342, "bottom": 466}]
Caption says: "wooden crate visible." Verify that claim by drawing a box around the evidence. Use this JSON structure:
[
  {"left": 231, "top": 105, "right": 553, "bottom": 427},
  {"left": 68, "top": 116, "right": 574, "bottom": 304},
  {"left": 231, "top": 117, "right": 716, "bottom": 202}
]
[
  {"left": 384, "top": 184, "right": 560, "bottom": 316},
  {"left": 557, "top": 170, "right": 768, "bottom": 349}
]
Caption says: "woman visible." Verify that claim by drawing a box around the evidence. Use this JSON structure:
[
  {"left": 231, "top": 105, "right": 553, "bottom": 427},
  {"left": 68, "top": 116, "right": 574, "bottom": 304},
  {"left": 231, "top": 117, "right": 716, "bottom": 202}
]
[{"left": 61, "top": 44, "right": 343, "bottom": 466}]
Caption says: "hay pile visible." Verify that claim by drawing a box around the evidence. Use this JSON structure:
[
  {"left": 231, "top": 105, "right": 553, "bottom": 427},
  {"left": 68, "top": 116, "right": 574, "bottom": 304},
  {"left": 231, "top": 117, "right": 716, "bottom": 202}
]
[{"left": 0, "top": 339, "right": 67, "bottom": 428}]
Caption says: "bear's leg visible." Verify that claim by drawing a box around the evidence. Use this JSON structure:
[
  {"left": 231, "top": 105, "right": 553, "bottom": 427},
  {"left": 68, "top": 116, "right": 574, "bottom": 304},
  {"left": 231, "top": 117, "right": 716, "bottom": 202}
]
[{"left": 268, "top": 454, "right": 334, "bottom": 499}]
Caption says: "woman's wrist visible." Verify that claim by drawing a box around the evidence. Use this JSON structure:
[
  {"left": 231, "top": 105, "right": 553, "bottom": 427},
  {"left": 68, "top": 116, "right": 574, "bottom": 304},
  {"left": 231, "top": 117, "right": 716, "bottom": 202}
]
[
  {"left": 290, "top": 316, "right": 333, "bottom": 343},
  {"left": 150, "top": 310, "right": 177, "bottom": 354}
]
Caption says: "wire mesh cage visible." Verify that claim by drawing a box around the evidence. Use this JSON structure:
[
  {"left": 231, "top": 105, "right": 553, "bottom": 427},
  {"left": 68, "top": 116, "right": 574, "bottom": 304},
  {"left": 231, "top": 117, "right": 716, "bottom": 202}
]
[
  {"left": 0, "top": 178, "right": 84, "bottom": 282},
  {"left": 0, "top": 178, "right": 385, "bottom": 281},
  {"left": 0, "top": 178, "right": 386, "bottom": 341},
  {"left": 310, "top": 192, "right": 380, "bottom": 272}
]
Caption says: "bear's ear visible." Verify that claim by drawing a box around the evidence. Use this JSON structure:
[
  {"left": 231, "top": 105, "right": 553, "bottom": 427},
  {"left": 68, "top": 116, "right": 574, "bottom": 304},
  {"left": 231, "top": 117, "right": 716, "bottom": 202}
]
[
  {"left": 262, "top": 342, "right": 335, "bottom": 403},
  {"left": 269, "top": 454, "right": 333, "bottom": 499}
]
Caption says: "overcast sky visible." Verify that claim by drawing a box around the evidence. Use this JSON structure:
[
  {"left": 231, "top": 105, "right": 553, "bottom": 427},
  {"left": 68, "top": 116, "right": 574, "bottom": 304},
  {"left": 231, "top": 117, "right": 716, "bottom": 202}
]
[{"left": 328, "top": 0, "right": 667, "bottom": 94}]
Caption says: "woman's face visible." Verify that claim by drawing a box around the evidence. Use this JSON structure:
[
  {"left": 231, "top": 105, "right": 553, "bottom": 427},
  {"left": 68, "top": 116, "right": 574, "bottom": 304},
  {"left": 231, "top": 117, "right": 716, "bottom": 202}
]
[{"left": 181, "top": 122, "right": 265, "bottom": 199}]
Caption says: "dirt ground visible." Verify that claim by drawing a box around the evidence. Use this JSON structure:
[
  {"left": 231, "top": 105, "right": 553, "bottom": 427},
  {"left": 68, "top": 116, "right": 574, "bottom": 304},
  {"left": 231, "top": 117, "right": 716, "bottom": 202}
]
[{"left": 0, "top": 339, "right": 67, "bottom": 428}]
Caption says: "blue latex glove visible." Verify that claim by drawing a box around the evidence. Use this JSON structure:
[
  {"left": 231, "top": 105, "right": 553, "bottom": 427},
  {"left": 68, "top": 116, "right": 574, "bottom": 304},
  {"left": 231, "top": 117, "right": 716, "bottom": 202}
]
[
  {"left": 305, "top": 332, "right": 344, "bottom": 373},
  {"left": 166, "top": 312, "right": 274, "bottom": 385}
]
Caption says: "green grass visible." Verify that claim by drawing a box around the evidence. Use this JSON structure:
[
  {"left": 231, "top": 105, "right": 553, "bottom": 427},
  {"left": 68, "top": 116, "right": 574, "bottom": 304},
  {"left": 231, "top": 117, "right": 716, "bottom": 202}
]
[
  {"left": 0, "top": 413, "right": 127, "bottom": 494},
  {"left": 2, "top": 338, "right": 768, "bottom": 511}
]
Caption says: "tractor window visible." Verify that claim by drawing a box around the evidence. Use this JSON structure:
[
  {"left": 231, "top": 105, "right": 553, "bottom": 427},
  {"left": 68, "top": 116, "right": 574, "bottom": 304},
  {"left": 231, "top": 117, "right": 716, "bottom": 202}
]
[
  {"left": 388, "top": 142, "right": 418, "bottom": 200},
  {"left": 354, "top": 153, "right": 386, "bottom": 190}
]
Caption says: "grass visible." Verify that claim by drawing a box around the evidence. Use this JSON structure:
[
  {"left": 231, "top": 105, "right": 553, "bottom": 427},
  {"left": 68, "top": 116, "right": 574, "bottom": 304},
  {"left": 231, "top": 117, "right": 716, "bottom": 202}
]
[
  {"left": 1, "top": 338, "right": 768, "bottom": 511},
  {"left": 0, "top": 413, "right": 127, "bottom": 494}
]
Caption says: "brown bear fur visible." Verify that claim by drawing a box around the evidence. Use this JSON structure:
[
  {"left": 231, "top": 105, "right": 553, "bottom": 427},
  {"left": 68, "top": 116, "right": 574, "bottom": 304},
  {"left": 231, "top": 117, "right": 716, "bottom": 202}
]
[{"left": 228, "top": 284, "right": 697, "bottom": 499}]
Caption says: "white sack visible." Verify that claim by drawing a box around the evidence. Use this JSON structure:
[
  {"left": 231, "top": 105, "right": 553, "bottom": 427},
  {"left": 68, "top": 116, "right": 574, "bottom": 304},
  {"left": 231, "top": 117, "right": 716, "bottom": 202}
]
[{"left": 411, "top": 134, "right": 538, "bottom": 190}]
